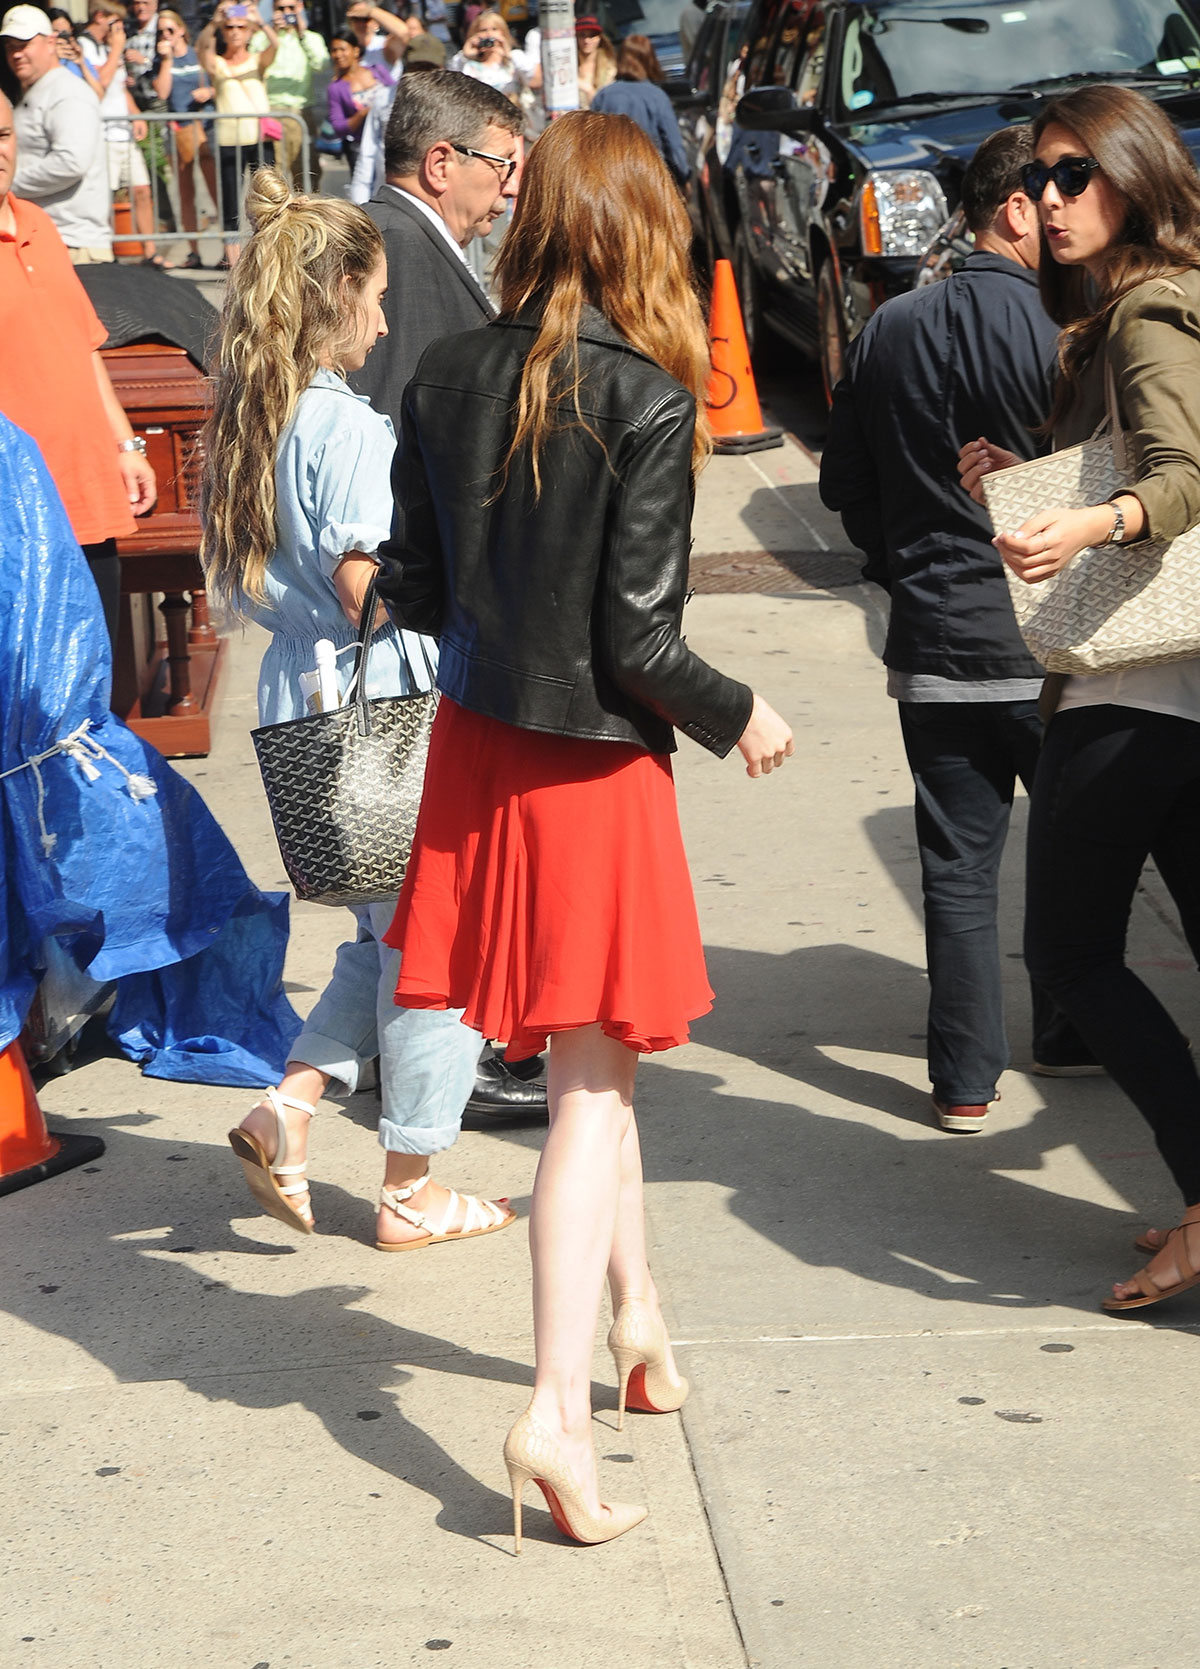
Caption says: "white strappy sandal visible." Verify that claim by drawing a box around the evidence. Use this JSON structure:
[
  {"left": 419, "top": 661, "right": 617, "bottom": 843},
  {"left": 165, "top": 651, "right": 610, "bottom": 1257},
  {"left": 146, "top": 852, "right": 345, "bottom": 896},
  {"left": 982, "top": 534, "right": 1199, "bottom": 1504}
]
[
  {"left": 228, "top": 1086, "right": 318, "bottom": 1235},
  {"left": 376, "top": 1170, "right": 516, "bottom": 1253}
]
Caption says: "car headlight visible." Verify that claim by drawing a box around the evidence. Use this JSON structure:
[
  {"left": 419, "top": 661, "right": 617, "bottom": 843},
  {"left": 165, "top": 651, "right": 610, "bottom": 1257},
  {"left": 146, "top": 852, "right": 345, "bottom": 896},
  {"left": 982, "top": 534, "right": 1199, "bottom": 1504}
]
[{"left": 860, "top": 170, "right": 949, "bottom": 258}]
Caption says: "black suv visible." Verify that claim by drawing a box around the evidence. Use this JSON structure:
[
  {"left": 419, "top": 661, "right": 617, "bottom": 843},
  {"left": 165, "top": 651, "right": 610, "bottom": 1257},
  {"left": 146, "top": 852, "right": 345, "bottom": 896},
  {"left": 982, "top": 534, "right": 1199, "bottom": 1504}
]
[{"left": 725, "top": 0, "right": 1200, "bottom": 398}]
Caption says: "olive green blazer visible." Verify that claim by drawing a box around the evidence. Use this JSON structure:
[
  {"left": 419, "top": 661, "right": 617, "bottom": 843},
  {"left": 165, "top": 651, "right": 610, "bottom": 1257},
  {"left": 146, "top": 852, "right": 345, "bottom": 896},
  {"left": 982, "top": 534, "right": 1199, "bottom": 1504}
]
[{"left": 1056, "top": 268, "right": 1200, "bottom": 542}]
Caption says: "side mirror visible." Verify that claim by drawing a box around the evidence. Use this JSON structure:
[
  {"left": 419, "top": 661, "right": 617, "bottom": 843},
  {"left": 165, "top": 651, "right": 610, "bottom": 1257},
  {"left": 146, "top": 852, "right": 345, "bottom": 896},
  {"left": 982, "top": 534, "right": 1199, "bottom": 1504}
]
[
  {"left": 736, "top": 85, "right": 819, "bottom": 132},
  {"left": 668, "top": 81, "right": 708, "bottom": 110}
]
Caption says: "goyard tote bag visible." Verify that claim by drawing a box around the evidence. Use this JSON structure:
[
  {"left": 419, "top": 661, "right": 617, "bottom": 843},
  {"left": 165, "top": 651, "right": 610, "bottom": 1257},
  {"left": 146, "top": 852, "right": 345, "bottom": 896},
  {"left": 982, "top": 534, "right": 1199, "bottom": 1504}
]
[
  {"left": 251, "top": 576, "right": 437, "bottom": 906},
  {"left": 982, "top": 362, "right": 1200, "bottom": 676}
]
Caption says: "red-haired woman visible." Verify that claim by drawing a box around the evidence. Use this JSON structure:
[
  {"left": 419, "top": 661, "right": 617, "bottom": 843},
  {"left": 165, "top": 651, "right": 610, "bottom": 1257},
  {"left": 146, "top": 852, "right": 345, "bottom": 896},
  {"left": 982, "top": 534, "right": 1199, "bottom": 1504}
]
[{"left": 377, "top": 111, "right": 793, "bottom": 1549}]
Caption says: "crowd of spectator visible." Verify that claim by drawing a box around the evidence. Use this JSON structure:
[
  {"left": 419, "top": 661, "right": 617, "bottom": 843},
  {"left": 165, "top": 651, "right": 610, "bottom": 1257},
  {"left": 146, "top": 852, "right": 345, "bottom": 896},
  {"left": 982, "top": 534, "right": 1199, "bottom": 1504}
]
[{"left": 2, "top": 0, "right": 695, "bottom": 268}]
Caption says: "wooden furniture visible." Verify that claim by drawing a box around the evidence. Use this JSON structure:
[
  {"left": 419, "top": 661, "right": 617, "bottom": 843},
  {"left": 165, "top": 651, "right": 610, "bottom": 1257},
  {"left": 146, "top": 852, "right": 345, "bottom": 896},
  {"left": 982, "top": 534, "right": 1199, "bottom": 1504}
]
[{"left": 104, "top": 341, "right": 224, "bottom": 757}]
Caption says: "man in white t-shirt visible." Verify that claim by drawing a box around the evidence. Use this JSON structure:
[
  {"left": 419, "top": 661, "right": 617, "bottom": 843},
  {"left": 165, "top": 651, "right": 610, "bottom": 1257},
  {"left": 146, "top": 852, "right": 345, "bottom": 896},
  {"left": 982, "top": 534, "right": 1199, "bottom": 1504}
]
[
  {"left": 80, "top": 0, "right": 167, "bottom": 266},
  {"left": 2, "top": 4, "right": 112, "bottom": 261}
]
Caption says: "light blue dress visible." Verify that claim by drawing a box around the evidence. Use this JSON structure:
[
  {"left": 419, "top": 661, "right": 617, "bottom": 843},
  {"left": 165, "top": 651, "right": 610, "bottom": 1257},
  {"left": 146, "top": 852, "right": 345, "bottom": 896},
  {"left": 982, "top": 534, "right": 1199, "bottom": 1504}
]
[
  {"left": 250, "top": 368, "right": 480, "bottom": 1155},
  {"left": 251, "top": 367, "right": 434, "bottom": 723}
]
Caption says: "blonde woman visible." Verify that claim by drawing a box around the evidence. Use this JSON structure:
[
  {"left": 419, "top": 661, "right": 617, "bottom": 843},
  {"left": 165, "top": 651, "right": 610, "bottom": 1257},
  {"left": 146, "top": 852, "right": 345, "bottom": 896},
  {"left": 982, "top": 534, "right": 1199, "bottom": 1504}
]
[
  {"left": 449, "top": 10, "right": 540, "bottom": 109},
  {"left": 378, "top": 114, "right": 793, "bottom": 1547},
  {"left": 196, "top": 0, "right": 277, "bottom": 264},
  {"left": 202, "top": 169, "right": 514, "bottom": 1254}
]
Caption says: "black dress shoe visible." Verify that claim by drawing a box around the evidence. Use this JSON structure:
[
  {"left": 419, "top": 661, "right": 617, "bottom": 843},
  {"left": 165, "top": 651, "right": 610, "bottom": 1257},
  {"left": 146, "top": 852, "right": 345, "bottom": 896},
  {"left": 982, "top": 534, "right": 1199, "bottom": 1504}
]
[{"left": 465, "top": 1052, "right": 548, "bottom": 1120}]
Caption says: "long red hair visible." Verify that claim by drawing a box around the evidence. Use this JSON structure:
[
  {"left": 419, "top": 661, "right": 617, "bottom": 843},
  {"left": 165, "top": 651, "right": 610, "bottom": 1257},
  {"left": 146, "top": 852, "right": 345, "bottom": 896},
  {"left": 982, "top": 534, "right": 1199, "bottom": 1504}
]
[{"left": 493, "top": 110, "right": 710, "bottom": 491}]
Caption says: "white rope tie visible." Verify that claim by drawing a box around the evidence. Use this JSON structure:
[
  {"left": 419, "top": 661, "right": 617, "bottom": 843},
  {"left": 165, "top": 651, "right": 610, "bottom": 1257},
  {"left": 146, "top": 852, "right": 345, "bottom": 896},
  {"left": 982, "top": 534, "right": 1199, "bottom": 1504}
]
[{"left": 0, "top": 718, "right": 158, "bottom": 857}]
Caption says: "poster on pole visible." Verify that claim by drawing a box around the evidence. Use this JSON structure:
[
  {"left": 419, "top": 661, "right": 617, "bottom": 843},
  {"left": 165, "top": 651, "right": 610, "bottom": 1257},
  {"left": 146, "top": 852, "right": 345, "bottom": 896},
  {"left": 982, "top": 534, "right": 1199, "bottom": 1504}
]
[{"left": 540, "top": 0, "right": 579, "bottom": 115}]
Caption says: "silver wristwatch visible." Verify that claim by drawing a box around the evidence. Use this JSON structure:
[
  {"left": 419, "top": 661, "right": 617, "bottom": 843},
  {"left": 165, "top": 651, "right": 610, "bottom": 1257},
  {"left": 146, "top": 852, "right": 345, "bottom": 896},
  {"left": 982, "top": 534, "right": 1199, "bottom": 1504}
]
[
  {"left": 117, "top": 436, "right": 147, "bottom": 455},
  {"left": 1104, "top": 499, "right": 1127, "bottom": 545}
]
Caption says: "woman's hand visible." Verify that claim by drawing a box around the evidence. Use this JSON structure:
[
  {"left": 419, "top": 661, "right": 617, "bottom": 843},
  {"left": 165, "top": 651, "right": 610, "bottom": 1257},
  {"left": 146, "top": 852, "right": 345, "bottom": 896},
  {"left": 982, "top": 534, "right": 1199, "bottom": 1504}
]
[
  {"left": 737, "top": 694, "right": 794, "bottom": 778},
  {"left": 192, "top": 83, "right": 214, "bottom": 101},
  {"left": 957, "top": 436, "right": 1020, "bottom": 505},
  {"left": 994, "top": 504, "right": 1115, "bottom": 585}
]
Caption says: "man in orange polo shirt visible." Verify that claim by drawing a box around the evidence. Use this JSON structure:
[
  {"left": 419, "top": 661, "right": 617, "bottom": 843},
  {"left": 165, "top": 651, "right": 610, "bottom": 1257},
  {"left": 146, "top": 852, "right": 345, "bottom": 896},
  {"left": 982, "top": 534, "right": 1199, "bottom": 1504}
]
[{"left": 0, "top": 87, "right": 155, "bottom": 654}]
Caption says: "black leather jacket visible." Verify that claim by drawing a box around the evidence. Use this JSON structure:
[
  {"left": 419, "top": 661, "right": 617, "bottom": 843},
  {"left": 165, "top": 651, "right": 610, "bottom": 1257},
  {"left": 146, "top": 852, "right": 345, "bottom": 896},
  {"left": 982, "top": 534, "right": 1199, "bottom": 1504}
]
[{"left": 376, "top": 308, "right": 753, "bottom": 757}]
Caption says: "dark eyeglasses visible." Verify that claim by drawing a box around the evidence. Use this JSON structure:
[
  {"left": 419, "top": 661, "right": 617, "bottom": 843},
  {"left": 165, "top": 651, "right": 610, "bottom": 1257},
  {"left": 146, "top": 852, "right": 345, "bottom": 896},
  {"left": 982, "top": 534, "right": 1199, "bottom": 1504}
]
[
  {"left": 450, "top": 142, "right": 517, "bottom": 185},
  {"left": 1021, "top": 155, "right": 1102, "bottom": 201}
]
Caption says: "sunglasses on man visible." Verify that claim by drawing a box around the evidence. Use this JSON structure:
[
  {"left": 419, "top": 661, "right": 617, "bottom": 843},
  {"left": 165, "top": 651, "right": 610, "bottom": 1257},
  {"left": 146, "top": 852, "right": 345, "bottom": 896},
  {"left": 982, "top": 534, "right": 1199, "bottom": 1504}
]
[{"left": 1020, "top": 155, "right": 1102, "bottom": 201}]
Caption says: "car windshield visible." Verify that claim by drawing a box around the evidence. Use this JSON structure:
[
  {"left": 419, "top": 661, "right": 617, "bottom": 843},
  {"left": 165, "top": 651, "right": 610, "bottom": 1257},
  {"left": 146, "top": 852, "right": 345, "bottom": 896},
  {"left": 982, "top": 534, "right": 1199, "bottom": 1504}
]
[
  {"left": 837, "top": 0, "right": 1200, "bottom": 118},
  {"left": 636, "top": 0, "right": 688, "bottom": 37}
]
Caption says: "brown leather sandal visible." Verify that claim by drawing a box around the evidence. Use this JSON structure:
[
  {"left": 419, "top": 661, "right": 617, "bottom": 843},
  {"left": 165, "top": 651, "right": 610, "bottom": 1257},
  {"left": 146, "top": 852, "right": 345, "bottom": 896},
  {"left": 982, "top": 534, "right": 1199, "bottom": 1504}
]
[{"left": 1104, "top": 1204, "right": 1200, "bottom": 1311}]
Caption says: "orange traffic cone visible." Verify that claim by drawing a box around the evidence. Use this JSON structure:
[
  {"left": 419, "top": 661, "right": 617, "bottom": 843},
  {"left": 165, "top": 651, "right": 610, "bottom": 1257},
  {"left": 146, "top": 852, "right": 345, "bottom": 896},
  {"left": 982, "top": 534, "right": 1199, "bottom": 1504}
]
[
  {"left": 0, "top": 1040, "right": 104, "bottom": 1197},
  {"left": 705, "top": 259, "right": 784, "bottom": 455}
]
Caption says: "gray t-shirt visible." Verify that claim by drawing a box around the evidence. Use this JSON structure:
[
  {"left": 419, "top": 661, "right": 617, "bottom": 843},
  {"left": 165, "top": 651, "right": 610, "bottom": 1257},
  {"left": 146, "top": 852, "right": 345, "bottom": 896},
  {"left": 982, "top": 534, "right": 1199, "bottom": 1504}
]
[{"left": 13, "top": 65, "right": 111, "bottom": 249}]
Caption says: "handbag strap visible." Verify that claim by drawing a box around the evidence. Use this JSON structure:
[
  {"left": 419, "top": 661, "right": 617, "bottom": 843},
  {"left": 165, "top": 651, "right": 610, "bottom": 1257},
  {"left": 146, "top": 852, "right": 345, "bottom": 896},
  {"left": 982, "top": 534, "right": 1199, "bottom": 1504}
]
[
  {"left": 348, "top": 571, "right": 436, "bottom": 736},
  {"left": 1102, "top": 355, "right": 1129, "bottom": 473}
]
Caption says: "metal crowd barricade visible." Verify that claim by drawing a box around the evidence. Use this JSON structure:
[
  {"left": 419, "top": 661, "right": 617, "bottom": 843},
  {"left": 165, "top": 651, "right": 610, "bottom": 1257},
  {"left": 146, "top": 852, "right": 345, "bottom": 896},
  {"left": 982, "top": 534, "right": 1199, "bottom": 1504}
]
[{"left": 102, "top": 109, "right": 313, "bottom": 262}]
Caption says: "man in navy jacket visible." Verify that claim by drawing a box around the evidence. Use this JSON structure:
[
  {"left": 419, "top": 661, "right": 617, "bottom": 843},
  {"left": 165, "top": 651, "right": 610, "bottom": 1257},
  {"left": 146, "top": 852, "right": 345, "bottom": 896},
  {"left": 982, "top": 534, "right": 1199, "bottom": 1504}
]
[{"left": 820, "top": 124, "right": 1092, "bottom": 1135}]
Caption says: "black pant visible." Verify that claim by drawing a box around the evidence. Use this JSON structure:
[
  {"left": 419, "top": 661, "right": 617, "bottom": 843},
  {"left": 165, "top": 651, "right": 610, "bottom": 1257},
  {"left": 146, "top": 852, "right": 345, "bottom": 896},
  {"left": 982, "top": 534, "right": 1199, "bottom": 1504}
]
[
  {"left": 899, "top": 699, "right": 1083, "bottom": 1103},
  {"left": 82, "top": 537, "right": 120, "bottom": 657},
  {"left": 218, "top": 141, "right": 265, "bottom": 233},
  {"left": 1026, "top": 703, "right": 1200, "bottom": 1204}
]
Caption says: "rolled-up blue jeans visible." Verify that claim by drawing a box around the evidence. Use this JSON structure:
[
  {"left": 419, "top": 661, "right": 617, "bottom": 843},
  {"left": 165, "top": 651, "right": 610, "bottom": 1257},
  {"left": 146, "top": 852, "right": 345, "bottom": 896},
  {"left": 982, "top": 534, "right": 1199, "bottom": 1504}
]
[{"left": 287, "top": 898, "right": 483, "bottom": 1156}]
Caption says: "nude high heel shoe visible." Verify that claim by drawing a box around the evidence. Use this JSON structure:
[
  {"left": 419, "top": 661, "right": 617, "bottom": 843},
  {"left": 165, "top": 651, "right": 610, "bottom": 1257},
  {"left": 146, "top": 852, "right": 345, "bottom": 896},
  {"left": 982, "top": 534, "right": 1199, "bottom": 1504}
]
[
  {"left": 503, "top": 1408, "right": 647, "bottom": 1552},
  {"left": 607, "top": 1295, "right": 689, "bottom": 1431}
]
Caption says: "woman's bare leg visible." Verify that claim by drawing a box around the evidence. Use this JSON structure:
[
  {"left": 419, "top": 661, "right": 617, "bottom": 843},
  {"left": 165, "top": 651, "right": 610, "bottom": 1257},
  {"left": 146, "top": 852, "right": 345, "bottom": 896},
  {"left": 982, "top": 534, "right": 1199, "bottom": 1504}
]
[
  {"left": 527, "top": 1024, "right": 638, "bottom": 1514},
  {"left": 605, "top": 1114, "right": 682, "bottom": 1382}
]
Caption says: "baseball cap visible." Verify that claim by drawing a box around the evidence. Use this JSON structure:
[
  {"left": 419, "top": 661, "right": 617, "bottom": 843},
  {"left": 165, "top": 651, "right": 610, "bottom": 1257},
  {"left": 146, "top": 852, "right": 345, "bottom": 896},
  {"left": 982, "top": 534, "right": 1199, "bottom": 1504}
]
[
  {"left": 574, "top": 14, "right": 602, "bottom": 31},
  {"left": 1, "top": 5, "right": 53, "bottom": 38},
  {"left": 405, "top": 31, "right": 446, "bottom": 67}
]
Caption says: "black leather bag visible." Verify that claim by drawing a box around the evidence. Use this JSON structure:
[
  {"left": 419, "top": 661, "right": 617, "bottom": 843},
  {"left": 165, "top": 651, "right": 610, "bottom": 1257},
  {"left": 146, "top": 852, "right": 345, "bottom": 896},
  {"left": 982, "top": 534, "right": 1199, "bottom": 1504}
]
[{"left": 251, "top": 577, "right": 437, "bottom": 907}]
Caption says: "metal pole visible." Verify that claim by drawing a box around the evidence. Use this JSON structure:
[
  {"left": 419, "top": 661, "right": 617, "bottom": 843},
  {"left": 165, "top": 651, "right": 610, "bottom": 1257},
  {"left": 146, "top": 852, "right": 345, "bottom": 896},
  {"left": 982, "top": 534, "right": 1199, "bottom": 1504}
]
[{"left": 539, "top": 0, "right": 579, "bottom": 118}]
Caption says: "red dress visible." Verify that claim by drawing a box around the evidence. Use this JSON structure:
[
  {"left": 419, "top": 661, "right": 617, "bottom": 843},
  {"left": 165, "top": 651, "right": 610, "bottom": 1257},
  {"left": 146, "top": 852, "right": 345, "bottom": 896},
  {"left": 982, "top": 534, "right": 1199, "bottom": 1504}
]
[{"left": 384, "top": 698, "right": 713, "bottom": 1058}]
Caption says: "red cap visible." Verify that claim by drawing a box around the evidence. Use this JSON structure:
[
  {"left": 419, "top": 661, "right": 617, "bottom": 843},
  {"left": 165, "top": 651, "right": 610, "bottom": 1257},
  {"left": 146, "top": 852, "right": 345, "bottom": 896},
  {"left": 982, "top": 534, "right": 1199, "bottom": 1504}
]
[{"left": 574, "top": 14, "right": 602, "bottom": 31}]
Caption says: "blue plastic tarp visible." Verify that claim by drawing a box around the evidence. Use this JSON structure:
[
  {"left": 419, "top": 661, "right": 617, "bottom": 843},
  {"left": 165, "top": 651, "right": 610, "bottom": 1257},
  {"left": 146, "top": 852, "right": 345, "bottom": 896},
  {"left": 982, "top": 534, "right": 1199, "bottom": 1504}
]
[{"left": 0, "top": 412, "right": 301, "bottom": 1085}]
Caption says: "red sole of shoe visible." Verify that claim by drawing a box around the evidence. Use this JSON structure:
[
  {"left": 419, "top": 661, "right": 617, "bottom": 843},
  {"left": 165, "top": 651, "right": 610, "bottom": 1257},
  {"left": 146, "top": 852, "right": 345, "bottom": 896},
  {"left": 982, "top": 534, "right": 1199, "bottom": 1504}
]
[
  {"left": 532, "top": 1478, "right": 614, "bottom": 1546},
  {"left": 623, "top": 1362, "right": 669, "bottom": 1416}
]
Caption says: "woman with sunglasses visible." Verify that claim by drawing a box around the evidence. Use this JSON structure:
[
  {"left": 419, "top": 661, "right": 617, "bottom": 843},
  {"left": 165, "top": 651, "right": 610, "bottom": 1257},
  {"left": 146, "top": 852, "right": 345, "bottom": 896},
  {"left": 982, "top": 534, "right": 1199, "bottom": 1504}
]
[
  {"left": 378, "top": 112, "right": 793, "bottom": 1548},
  {"left": 196, "top": 0, "right": 277, "bottom": 266},
  {"left": 960, "top": 85, "right": 1200, "bottom": 1313},
  {"left": 153, "top": 9, "right": 217, "bottom": 269}
]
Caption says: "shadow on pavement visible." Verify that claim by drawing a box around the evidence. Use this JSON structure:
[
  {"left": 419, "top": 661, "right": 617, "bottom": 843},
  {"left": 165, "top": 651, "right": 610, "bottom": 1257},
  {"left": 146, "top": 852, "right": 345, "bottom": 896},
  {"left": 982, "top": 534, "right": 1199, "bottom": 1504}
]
[
  {"left": 623, "top": 940, "right": 1197, "bottom": 1325},
  {"left": 4, "top": 1114, "right": 543, "bottom": 1548}
]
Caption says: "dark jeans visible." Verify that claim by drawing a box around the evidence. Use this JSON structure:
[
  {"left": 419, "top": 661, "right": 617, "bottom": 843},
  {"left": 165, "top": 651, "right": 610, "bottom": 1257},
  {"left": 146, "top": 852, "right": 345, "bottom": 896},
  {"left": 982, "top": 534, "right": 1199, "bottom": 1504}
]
[
  {"left": 1026, "top": 703, "right": 1200, "bottom": 1204},
  {"left": 899, "top": 699, "right": 1081, "bottom": 1104},
  {"left": 82, "top": 537, "right": 120, "bottom": 657}
]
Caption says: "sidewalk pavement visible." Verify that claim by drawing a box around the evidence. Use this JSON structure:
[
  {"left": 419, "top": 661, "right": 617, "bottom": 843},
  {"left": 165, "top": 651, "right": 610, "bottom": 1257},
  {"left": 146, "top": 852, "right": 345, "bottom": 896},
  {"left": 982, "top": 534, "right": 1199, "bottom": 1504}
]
[{"left": 4, "top": 437, "right": 1200, "bottom": 1669}]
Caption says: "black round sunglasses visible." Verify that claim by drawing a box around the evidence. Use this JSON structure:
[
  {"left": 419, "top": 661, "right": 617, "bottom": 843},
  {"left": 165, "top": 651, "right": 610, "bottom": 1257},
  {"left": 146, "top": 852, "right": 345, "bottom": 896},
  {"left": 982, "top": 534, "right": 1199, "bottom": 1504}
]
[{"left": 1021, "top": 155, "right": 1102, "bottom": 201}]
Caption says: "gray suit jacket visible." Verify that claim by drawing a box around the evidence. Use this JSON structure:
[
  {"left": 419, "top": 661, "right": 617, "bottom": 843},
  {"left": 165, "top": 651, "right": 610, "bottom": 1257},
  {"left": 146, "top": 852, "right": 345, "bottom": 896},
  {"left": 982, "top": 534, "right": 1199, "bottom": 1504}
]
[{"left": 349, "top": 186, "right": 495, "bottom": 433}]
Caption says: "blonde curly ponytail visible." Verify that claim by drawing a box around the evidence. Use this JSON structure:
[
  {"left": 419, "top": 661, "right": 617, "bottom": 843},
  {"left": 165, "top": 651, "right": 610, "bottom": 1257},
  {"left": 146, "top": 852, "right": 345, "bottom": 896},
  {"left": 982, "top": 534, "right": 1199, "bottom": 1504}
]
[{"left": 201, "top": 168, "right": 384, "bottom": 609}]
